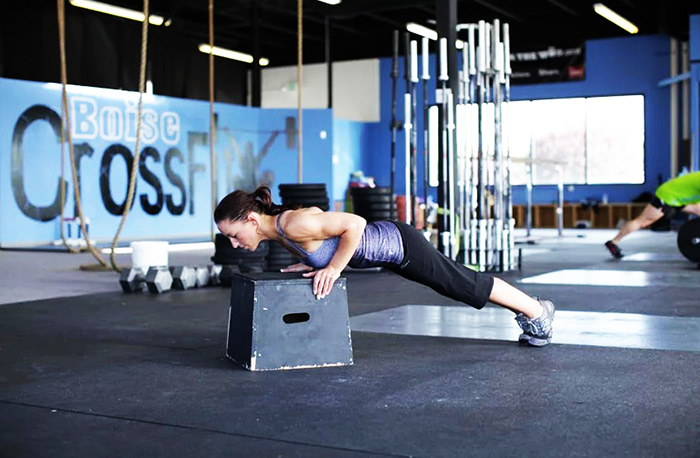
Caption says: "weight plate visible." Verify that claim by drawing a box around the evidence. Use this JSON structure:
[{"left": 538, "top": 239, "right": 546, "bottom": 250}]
[
  {"left": 353, "top": 202, "right": 394, "bottom": 212},
  {"left": 677, "top": 219, "right": 700, "bottom": 262},
  {"left": 278, "top": 183, "right": 327, "bottom": 191},
  {"left": 350, "top": 186, "right": 392, "bottom": 196},
  {"left": 351, "top": 194, "right": 393, "bottom": 204}
]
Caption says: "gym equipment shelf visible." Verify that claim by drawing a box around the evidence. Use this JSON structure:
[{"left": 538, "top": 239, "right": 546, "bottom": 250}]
[{"left": 513, "top": 203, "right": 648, "bottom": 229}]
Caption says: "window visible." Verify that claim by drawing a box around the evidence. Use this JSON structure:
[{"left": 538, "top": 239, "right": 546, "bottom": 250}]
[{"left": 506, "top": 95, "right": 645, "bottom": 185}]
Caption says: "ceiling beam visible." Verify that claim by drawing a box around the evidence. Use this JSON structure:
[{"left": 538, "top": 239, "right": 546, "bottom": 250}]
[
  {"left": 362, "top": 12, "right": 407, "bottom": 30},
  {"left": 258, "top": 1, "right": 368, "bottom": 38},
  {"left": 330, "top": 0, "right": 433, "bottom": 18},
  {"left": 472, "top": 0, "right": 523, "bottom": 22},
  {"left": 544, "top": 0, "right": 579, "bottom": 17}
]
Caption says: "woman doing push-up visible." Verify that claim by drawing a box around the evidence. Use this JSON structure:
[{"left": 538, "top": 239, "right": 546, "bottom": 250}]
[{"left": 214, "top": 186, "right": 556, "bottom": 347}]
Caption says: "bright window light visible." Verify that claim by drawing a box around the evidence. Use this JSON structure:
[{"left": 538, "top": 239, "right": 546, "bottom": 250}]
[
  {"left": 316, "top": 0, "right": 342, "bottom": 4},
  {"left": 69, "top": 0, "right": 164, "bottom": 26},
  {"left": 507, "top": 95, "right": 645, "bottom": 185},
  {"left": 199, "top": 44, "right": 269, "bottom": 66},
  {"left": 593, "top": 3, "right": 638, "bottom": 34}
]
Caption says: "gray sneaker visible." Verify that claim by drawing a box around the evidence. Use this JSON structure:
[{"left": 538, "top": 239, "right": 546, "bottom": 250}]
[
  {"left": 514, "top": 313, "right": 532, "bottom": 343},
  {"left": 514, "top": 299, "right": 555, "bottom": 347}
]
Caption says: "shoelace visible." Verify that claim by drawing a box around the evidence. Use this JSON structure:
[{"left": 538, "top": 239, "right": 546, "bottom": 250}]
[
  {"left": 528, "top": 315, "right": 552, "bottom": 337},
  {"left": 515, "top": 313, "right": 530, "bottom": 333}
]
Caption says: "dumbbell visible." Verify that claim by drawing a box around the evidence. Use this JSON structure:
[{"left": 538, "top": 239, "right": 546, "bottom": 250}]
[
  {"left": 185, "top": 265, "right": 222, "bottom": 288},
  {"left": 208, "top": 264, "right": 223, "bottom": 286},
  {"left": 194, "top": 266, "right": 210, "bottom": 288},
  {"left": 119, "top": 266, "right": 173, "bottom": 294},
  {"left": 170, "top": 266, "right": 197, "bottom": 290}
]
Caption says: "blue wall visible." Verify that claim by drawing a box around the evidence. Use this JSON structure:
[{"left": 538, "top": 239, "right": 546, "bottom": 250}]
[
  {"left": 369, "top": 34, "right": 673, "bottom": 205},
  {"left": 690, "top": 15, "right": 700, "bottom": 171},
  {"left": 332, "top": 119, "right": 375, "bottom": 206},
  {"left": 0, "top": 77, "right": 334, "bottom": 246}
]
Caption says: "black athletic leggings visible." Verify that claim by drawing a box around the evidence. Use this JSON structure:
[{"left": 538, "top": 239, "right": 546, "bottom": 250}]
[
  {"left": 388, "top": 222, "right": 494, "bottom": 310},
  {"left": 650, "top": 195, "right": 684, "bottom": 219}
]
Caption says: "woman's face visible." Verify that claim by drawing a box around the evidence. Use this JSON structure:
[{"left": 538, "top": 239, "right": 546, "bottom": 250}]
[{"left": 217, "top": 216, "right": 261, "bottom": 251}]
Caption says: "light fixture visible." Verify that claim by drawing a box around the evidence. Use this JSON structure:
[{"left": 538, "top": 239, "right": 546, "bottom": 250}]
[
  {"left": 68, "top": 0, "right": 165, "bottom": 26},
  {"left": 406, "top": 22, "right": 464, "bottom": 49},
  {"left": 316, "top": 0, "right": 342, "bottom": 5},
  {"left": 407, "top": 22, "right": 438, "bottom": 40},
  {"left": 593, "top": 3, "right": 638, "bottom": 34},
  {"left": 198, "top": 44, "right": 269, "bottom": 66}
]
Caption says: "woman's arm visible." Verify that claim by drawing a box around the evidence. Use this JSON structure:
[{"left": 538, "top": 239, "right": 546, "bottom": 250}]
[{"left": 284, "top": 210, "right": 366, "bottom": 299}]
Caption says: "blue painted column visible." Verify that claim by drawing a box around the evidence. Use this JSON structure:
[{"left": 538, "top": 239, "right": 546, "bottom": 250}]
[{"left": 690, "top": 15, "right": 700, "bottom": 171}]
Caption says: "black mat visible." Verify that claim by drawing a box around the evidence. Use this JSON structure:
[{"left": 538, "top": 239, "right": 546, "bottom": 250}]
[{"left": 1, "top": 289, "right": 699, "bottom": 458}]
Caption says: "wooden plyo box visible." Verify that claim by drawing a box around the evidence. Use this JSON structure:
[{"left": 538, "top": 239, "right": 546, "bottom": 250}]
[{"left": 226, "top": 272, "right": 353, "bottom": 371}]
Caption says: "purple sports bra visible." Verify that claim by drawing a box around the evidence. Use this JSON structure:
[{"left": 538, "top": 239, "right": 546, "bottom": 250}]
[{"left": 275, "top": 212, "right": 404, "bottom": 269}]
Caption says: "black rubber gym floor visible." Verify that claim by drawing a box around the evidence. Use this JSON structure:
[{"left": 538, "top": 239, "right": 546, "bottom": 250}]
[{"left": 1, "top": 230, "right": 699, "bottom": 457}]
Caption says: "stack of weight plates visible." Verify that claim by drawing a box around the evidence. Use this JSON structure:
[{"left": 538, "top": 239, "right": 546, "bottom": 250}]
[
  {"left": 211, "top": 234, "right": 269, "bottom": 284},
  {"left": 278, "top": 183, "right": 330, "bottom": 211},
  {"left": 266, "top": 240, "right": 299, "bottom": 272},
  {"left": 350, "top": 186, "right": 394, "bottom": 222}
]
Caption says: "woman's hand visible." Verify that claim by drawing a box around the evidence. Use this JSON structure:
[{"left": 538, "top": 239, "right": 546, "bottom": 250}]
[
  {"left": 280, "top": 262, "right": 313, "bottom": 273},
  {"left": 303, "top": 265, "right": 340, "bottom": 300}
]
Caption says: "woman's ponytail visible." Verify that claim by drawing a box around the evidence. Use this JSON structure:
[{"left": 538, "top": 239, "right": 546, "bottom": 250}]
[{"left": 214, "top": 186, "right": 300, "bottom": 223}]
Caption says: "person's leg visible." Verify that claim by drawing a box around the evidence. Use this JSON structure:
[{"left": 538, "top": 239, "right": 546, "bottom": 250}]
[
  {"left": 681, "top": 203, "right": 700, "bottom": 217},
  {"left": 489, "top": 277, "right": 542, "bottom": 318},
  {"left": 489, "top": 277, "right": 555, "bottom": 346},
  {"left": 611, "top": 203, "right": 664, "bottom": 244},
  {"left": 605, "top": 202, "right": 665, "bottom": 258},
  {"left": 391, "top": 222, "right": 555, "bottom": 346}
]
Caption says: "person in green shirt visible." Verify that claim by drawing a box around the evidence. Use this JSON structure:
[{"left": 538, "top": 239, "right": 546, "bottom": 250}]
[{"left": 605, "top": 171, "right": 700, "bottom": 258}]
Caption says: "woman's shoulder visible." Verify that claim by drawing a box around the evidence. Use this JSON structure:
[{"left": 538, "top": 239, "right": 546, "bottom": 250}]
[
  {"left": 280, "top": 207, "right": 324, "bottom": 231},
  {"left": 286, "top": 207, "right": 324, "bottom": 219}
]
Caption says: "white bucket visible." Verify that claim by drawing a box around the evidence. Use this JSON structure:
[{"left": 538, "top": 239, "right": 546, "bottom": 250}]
[{"left": 130, "top": 241, "right": 169, "bottom": 270}]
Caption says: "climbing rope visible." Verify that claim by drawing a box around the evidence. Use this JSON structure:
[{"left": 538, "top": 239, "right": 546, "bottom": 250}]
[
  {"left": 297, "top": 0, "right": 303, "bottom": 183},
  {"left": 208, "top": 0, "right": 217, "bottom": 242},
  {"left": 109, "top": 0, "right": 150, "bottom": 271},
  {"left": 57, "top": 0, "right": 108, "bottom": 266}
]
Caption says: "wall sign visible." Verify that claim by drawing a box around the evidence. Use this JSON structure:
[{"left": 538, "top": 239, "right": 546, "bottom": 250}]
[
  {"left": 510, "top": 44, "right": 585, "bottom": 85},
  {"left": 0, "top": 78, "right": 333, "bottom": 246}
]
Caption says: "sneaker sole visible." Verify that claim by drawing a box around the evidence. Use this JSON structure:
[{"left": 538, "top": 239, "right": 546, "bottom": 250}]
[
  {"left": 527, "top": 336, "right": 552, "bottom": 347},
  {"left": 605, "top": 243, "right": 623, "bottom": 259}
]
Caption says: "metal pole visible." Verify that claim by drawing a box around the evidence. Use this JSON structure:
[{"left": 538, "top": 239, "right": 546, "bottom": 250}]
[
  {"left": 422, "top": 37, "right": 430, "bottom": 231},
  {"left": 447, "top": 88, "right": 456, "bottom": 258},
  {"left": 296, "top": 0, "right": 303, "bottom": 183},
  {"left": 557, "top": 164, "right": 564, "bottom": 237},
  {"left": 503, "top": 22, "right": 514, "bottom": 270},
  {"left": 389, "top": 30, "right": 399, "bottom": 220},
  {"left": 526, "top": 138, "right": 534, "bottom": 238},
  {"left": 476, "top": 21, "right": 487, "bottom": 271},
  {"left": 325, "top": 16, "right": 332, "bottom": 109},
  {"left": 492, "top": 19, "right": 504, "bottom": 271},
  {"left": 438, "top": 37, "right": 451, "bottom": 256},
  {"left": 403, "top": 32, "right": 412, "bottom": 224},
  {"left": 410, "top": 39, "right": 419, "bottom": 226},
  {"left": 467, "top": 24, "right": 478, "bottom": 266}
]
